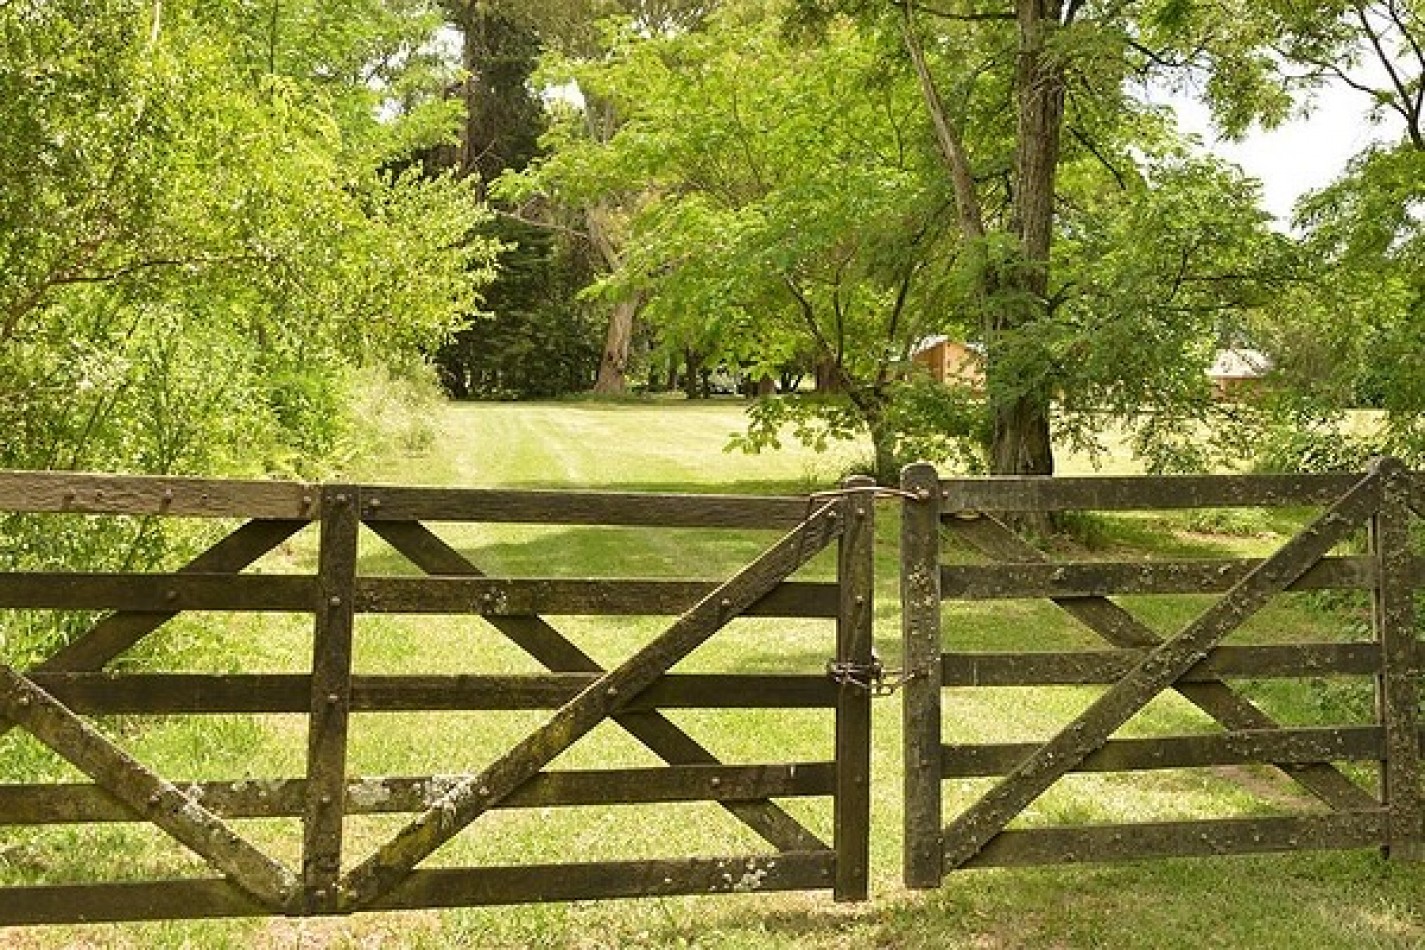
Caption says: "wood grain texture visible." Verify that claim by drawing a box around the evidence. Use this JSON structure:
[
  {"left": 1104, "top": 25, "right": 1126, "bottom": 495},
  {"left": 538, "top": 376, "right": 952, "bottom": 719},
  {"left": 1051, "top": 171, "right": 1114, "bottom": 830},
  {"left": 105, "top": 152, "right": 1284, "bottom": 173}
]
[{"left": 0, "top": 471, "right": 316, "bottom": 518}]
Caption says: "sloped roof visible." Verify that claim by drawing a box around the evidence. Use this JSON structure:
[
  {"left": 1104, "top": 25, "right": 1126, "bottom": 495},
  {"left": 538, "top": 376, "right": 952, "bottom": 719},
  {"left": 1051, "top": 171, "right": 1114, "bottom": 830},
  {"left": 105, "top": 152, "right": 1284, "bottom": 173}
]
[{"left": 1208, "top": 347, "right": 1273, "bottom": 379}]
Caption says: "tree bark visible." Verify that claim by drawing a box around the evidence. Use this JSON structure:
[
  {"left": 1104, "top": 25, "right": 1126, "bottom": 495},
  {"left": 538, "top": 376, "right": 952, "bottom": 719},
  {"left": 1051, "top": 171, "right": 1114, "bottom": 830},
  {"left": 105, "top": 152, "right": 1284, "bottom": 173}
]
[
  {"left": 594, "top": 299, "right": 637, "bottom": 393},
  {"left": 587, "top": 204, "right": 638, "bottom": 394},
  {"left": 989, "top": 0, "right": 1066, "bottom": 481}
]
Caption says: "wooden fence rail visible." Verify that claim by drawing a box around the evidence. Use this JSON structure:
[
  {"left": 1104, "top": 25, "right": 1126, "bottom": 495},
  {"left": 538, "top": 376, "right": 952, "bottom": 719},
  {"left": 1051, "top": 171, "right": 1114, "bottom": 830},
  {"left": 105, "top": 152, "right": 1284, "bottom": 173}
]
[{"left": 0, "top": 470, "right": 873, "bottom": 924}]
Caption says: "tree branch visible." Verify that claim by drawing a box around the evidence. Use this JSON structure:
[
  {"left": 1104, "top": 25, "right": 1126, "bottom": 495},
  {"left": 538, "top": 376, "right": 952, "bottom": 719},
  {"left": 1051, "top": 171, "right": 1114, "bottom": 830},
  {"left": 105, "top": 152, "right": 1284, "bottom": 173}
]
[
  {"left": 1355, "top": 0, "right": 1425, "bottom": 147},
  {"left": 1382, "top": 0, "right": 1425, "bottom": 141},
  {"left": 1067, "top": 124, "right": 1128, "bottom": 190},
  {"left": 900, "top": 3, "right": 989, "bottom": 239}
]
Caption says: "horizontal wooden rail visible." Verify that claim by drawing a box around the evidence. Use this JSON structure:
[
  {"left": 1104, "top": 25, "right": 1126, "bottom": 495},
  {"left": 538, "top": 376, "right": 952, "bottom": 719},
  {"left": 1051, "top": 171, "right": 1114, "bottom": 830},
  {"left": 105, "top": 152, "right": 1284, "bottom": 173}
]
[
  {"left": 358, "top": 487, "right": 813, "bottom": 528},
  {"left": 941, "top": 643, "right": 1384, "bottom": 686},
  {"left": 0, "top": 879, "right": 267, "bottom": 926},
  {"left": 23, "top": 672, "right": 840, "bottom": 714},
  {"left": 942, "top": 726, "right": 1383, "bottom": 776},
  {"left": 0, "top": 576, "right": 838, "bottom": 618},
  {"left": 962, "top": 811, "right": 1385, "bottom": 868},
  {"left": 0, "top": 574, "right": 316, "bottom": 611},
  {"left": 0, "top": 851, "right": 837, "bottom": 925},
  {"left": 0, "top": 471, "right": 317, "bottom": 519},
  {"left": 353, "top": 578, "right": 838, "bottom": 617},
  {"left": 0, "top": 762, "right": 837, "bottom": 825},
  {"left": 940, "top": 556, "right": 1380, "bottom": 600},
  {"left": 0, "top": 472, "right": 817, "bottom": 529},
  {"left": 371, "top": 852, "right": 837, "bottom": 909},
  {"left": 940, "top": 473, "right": 1362, "bottom": 513}
]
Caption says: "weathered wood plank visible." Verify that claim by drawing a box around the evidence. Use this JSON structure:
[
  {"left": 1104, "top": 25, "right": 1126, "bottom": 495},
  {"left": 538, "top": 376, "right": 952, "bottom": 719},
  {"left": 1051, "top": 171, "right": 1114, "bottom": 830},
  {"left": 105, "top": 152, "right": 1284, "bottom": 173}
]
[
  {"left": 23, "top": 672, "right": 841, "bottom": 714},
  {"left": 1371, "top": 463, "right": 1425, "bottom": 861},
  {"left": 900, "top": 463, "right": 944, "bottom": 889},
  {"left": 940, "top": 556, "right": 1378, "bottom": 600},
  {"left": 0, "top": 669, "right": 298, "bottom": 911},
  {"left": 943, "top": 726, "right": 1384, "bottom": 777},
  {"left": 945, "top": 515, "right": 1380, "bottom": 813},
  {"left": 939, "top": 472, "right": 1362, "bottom": 513},
  {"left": 0, "top": 879, "right": 267, "bottom": 926},
  {"left": 0, "top": 573, "right": 315, "bottom": 612},
  {"left": 359, "top": 487, "right": 812, "bottom": 529},
  {"left": 941, "top": 643, "right": 1384, "bottom": 687},
  {"left": 0, "top": 763, "right": 838, "bottom": 824},
  {"left": 35, "top": 520, "right": 309, "bottom": 673},
  {"left": 366, "top": 520, "right": 829, "bottom": 855},
  {"left": 354, "top": 578, "right": 838, "bottom": 617},
  {"left": 941, "top": 470, "right": 1383, "bottom": 870},
  {"left": 303, "top": 486, "right": 360, "bottom": 913},
  {"left": 833, "top": 479, "right": 874, "bottom": 902},
  {"left": 338, "top": 503, "right": 843, "bottom": 911},
  {"left": 371, "top": 851, "right": 837, "bottom": 909},
  {"left": 0, "top": 471, "right": 317, "bottom": 519},
  {"left": 0, "top": 851, "right": 836, "bottom": 923},
  {"left": 963, "top": 811, "right": 1386, "bottom": 868}
]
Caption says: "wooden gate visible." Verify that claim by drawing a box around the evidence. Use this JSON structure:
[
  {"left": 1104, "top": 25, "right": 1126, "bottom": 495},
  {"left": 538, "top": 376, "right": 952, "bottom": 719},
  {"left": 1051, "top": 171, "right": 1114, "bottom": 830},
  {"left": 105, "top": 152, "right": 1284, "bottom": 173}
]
[
  {"left": 899, "top": 460, "right": 1423, "bottom": 886},
  {"left": 0, "top": 472, "right": 875, "bottom": 924}
]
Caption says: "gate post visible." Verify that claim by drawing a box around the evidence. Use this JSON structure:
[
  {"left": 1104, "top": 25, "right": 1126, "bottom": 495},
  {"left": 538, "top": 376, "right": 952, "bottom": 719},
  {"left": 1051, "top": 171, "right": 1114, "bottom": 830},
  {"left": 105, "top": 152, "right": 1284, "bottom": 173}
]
[
  {"left": 304, "top": 485, "right": 361, "bottom": 913},
  {"left": 900, "top": 463, "right": 943, "bottom": 889},
  {"left": 833, "top": 476, "right": 875, "bottom": 901},
  {"left": 1370, "top": 459, "right": 1424, "bottom": 861}
]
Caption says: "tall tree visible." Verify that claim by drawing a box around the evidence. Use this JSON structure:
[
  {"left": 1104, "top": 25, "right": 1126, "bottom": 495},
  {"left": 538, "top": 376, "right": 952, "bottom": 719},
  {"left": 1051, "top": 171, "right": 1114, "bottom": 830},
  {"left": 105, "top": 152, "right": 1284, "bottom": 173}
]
[
  {"left": 866, "top": 0, "right": 1300, "bottom": 478},
  {"left": 427, "top": 4, "right": 603, "bottom": 400},
  {"left": 509, "top": 1, "right": 1283, "bottom": 481},
  {"left": 491, "top": 0, "right": 719, "bottom": 395}
]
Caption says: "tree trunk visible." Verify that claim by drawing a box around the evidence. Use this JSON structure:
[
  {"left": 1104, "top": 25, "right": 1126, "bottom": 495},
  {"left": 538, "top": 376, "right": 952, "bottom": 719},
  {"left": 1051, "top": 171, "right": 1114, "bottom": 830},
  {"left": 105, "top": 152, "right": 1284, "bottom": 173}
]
[
  {"left": 902, "top": 5, "right": 1058, "bottom": 483},
  {"left": 683, "top": 349, "right": 705, "bottom": 399},
  {"left": 587, "top": 204, "right": 637, "bottom": 394},
  {"left": 986, "top": 0, "right": 1067, "bottom": 482},
  {"left": 594, "top": 298, "right": 636, "bottom": 393}
]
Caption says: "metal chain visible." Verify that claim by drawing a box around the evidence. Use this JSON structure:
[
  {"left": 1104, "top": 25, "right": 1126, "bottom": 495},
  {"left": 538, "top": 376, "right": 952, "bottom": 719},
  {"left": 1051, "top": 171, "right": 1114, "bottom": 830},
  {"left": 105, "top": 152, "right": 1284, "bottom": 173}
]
[{"left": 826, "top": 657, "right": 927, "bottom": 698}]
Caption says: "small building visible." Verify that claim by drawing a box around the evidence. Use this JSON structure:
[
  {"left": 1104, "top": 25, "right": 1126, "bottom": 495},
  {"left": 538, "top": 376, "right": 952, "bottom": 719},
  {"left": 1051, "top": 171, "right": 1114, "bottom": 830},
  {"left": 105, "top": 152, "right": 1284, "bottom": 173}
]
[
  {"left": 1207, "top": 347, "right": 1273, "bottom": 399},
  {"left": 911, "top": 337, "right": 985, "bottom": 389}
]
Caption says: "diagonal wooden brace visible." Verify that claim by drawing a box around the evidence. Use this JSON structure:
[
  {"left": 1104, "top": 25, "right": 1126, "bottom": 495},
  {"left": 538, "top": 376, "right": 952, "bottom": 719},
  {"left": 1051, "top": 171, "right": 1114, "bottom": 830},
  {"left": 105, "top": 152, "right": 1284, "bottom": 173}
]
[
  {"left": 947, "top": 515, "right": 1379, "bottom": 812},
  {"left": 338, "top": 502, "right": 843, "bottom": 911},
  {"left": 367, "top": 520, "right": 828, "bottom": 853},
  {"left": 0, "top": 667, "right": 300, "bottom": 912},
  {"left": 942, "top": 468, "right": 1384, "bottom": 869}
]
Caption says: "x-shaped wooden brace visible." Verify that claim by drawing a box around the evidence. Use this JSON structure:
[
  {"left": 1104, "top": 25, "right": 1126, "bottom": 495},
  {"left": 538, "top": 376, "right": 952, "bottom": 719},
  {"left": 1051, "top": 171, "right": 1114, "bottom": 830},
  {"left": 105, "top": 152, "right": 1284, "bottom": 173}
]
[
  {"left": 365, "top": 519, "right": 828, "bottom": 854},
  {"left": 0, "top": 519, "right": 310, "bottom": 912},
  {"left": 941, "top": 466, "right": 1387, "bottom": 868},
  {"left": 339, "top": 501, "right": 844, "bottom": 911}
]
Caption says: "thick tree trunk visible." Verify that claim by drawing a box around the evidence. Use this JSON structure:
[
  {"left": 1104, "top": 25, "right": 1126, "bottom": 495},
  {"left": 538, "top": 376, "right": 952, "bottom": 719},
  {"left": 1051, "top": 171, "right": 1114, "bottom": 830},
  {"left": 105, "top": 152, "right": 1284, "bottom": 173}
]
[
  {"left": 594, "top": 299, "right": 636, "bottom": 393},
  {"left": 587, "top": 204, "right": 637, "bottom": 394},
  {"left": 987, "top": 0, "right": 1067, "bottom": 482}
]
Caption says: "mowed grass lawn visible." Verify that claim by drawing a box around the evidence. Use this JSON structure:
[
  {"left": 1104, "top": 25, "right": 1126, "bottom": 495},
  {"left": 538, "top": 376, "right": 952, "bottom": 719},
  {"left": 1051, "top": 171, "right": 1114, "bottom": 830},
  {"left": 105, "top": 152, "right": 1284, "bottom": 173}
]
[{"left": 5, "top": 399, "right": 1425, "bottom": 948}]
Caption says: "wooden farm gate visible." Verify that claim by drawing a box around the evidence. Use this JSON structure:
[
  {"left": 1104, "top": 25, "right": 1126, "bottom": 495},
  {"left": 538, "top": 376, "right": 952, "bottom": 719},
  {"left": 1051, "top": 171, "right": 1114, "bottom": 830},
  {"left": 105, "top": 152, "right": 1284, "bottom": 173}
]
[
  {"left": 0, "top": 472, "right": 876, "bottom": 925},
  {"left": 898, "top": 460, "right": 1424, "bottom": 887}
]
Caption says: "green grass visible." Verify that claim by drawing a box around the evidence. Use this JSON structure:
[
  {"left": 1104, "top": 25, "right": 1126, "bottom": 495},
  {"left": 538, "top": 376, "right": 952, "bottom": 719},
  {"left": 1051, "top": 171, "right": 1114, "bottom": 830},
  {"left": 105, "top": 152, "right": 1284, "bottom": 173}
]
[{"left": 4, "top": 399, "right": 1424, "bottom": 948}]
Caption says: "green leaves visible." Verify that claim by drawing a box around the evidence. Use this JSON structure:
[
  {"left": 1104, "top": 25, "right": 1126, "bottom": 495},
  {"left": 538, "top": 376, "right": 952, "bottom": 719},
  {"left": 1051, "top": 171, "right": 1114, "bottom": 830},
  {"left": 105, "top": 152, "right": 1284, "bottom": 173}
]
[{"left": 0, "top": 0, "right": 496, "bottom": 478}]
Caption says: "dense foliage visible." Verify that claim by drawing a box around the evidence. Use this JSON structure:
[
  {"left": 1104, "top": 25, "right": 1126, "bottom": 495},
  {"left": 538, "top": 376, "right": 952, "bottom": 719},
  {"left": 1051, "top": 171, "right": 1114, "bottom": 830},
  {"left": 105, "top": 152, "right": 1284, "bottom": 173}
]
[{"left": 0, "top": 0, "right": 496, "bottom": 658}]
